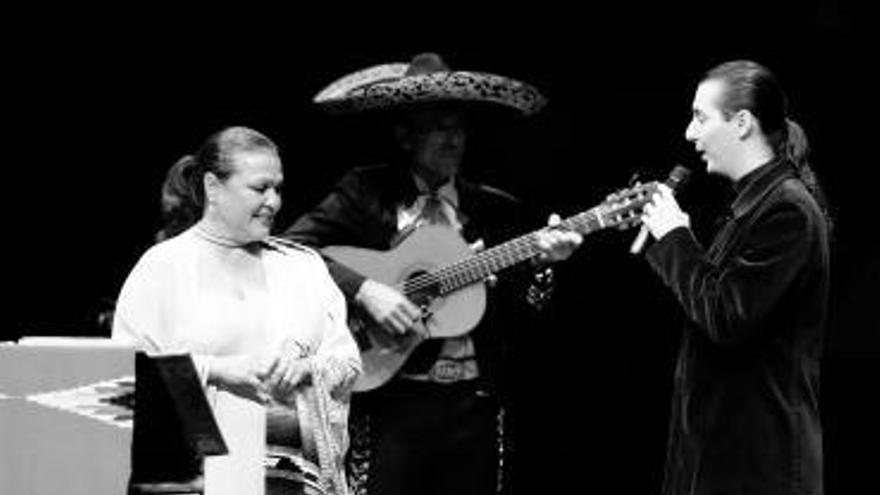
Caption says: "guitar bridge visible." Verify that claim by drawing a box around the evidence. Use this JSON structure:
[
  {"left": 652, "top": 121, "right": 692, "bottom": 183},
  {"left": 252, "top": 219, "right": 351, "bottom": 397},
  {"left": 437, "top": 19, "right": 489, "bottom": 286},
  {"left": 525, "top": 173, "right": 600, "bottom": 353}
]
[{"left": 419, "top": 306, "right": 434, "bottom": 338}]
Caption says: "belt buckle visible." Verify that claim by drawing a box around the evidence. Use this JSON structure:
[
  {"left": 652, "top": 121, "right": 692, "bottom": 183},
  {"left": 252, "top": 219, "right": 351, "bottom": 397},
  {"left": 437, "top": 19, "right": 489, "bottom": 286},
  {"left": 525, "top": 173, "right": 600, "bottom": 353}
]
[{"left": 429, "top": 359, "right": 465, "bottom": 383}]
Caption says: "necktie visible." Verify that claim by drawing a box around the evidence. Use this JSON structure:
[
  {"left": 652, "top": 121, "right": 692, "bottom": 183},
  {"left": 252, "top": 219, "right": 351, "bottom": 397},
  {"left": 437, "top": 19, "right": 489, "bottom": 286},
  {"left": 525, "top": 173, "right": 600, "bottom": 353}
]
[
  {"left": 402, "top": 192, "right": 452, "bottom": 374},
  {"left": 420, "top": 193, "right": 451, "bottom": 226}
]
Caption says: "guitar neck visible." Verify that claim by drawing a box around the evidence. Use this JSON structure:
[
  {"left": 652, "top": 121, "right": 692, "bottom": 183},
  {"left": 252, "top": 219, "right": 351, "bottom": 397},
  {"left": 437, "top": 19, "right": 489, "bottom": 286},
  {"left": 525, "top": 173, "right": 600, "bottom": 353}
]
[{"left": 421, "top": 206, "right": 607, "bottom": 295}]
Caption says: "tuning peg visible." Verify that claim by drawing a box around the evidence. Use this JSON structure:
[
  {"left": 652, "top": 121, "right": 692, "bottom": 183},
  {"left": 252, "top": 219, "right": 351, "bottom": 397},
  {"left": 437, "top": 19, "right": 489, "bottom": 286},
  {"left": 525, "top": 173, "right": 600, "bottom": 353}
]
[{"left": 628, "top": 172, "right": 641, "bottom": 187}]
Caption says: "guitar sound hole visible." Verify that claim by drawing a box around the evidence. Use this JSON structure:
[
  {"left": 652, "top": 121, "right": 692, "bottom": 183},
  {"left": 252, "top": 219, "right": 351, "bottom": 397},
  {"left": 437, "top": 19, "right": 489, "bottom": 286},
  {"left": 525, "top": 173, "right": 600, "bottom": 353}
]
[{"left": 404, "top": 270, "right": 441, "bottom": 308}]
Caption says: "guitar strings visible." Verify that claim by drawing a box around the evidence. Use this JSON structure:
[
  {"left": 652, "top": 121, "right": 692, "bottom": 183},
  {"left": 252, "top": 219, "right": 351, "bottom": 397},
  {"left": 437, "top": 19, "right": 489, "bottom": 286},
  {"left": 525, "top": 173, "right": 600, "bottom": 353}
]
[
  {"left": 399, "top": 183, "right": 651, "bottom": 295},
  {"left": 414, "top": 184, "right": 651, "bottom": 292},
  {"left": 399, "top": 208, "right": 600, "bottom": 295},
  {"left": 401, "top": 211, "right": 596, "bottom": 294}
]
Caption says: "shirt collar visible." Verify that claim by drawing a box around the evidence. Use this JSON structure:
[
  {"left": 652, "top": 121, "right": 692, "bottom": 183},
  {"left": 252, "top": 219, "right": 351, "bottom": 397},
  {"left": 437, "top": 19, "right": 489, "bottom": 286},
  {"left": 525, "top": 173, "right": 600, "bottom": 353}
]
[
  {"left": 412, "top": 173, "right": 459, "bottom": 209},
  {"left": 730, "top": 157, "right": 795, "bottom": 218}
]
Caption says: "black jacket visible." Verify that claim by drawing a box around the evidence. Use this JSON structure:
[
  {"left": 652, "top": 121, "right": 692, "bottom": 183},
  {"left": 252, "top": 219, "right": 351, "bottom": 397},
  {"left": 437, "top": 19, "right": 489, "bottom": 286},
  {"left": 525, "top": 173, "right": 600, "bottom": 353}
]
[{"left": 647, "top": 160, "right": 830, "bottom": 495}]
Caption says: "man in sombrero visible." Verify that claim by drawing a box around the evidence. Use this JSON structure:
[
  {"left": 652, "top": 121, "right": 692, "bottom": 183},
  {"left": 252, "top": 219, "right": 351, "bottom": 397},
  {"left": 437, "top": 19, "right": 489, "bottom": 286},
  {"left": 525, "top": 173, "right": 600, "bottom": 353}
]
[{"left": 281, "top": 52, "right": 582, "bottom": 495}]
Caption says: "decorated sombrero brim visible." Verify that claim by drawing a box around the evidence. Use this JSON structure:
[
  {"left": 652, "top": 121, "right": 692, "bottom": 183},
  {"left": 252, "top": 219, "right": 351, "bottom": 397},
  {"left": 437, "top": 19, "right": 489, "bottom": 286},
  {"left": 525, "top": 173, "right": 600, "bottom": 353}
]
[{"left": 313, "top": 54, "right": 547, "bottom": 116}]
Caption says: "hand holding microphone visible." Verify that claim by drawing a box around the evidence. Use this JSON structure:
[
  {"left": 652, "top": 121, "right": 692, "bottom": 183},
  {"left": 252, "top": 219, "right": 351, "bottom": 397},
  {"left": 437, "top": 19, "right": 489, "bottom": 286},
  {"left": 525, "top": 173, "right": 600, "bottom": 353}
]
[{"left": 630, "top": 166, "right": 691, "bottom": 254}]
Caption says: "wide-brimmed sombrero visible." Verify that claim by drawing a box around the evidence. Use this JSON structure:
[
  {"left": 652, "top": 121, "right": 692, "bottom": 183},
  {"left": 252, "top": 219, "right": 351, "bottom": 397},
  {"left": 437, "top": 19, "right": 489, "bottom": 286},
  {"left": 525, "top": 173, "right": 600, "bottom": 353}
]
[{"left": 313, "top": 52, "right": 547, "bottom": 117}]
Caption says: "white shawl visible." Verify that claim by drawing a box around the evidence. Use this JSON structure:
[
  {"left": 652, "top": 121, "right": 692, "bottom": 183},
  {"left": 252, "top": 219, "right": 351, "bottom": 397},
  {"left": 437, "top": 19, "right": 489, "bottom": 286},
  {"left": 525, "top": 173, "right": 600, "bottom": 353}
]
[{"left": 113, "top": 229, "right": 361, "bottom": 495}]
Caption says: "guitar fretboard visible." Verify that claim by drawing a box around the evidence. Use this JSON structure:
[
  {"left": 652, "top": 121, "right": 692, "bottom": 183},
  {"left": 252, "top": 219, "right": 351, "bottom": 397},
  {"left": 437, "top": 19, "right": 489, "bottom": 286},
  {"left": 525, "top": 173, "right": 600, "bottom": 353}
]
[{"left": 402, "top": 205, "right": 610, "bottom": 296}]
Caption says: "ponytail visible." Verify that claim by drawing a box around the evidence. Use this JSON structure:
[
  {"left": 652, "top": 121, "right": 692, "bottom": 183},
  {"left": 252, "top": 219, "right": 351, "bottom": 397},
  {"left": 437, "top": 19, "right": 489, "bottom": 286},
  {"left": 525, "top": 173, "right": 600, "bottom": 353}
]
[
  {"left": 783, "top": 119, "right": 834, "bottom": 233},
  {"left": 783, "top": 119, "right": 809, "bottom": 170},
  {"left": 155, "top": 154, "right": 203, "bottom": 242}
]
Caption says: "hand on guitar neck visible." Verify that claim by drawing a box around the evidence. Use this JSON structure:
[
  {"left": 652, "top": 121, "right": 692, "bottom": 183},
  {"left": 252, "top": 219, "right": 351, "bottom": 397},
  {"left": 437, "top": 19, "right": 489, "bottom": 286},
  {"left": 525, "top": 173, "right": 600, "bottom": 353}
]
[{"left": 533, "top": 213, "right": 583, "bottom": 265}]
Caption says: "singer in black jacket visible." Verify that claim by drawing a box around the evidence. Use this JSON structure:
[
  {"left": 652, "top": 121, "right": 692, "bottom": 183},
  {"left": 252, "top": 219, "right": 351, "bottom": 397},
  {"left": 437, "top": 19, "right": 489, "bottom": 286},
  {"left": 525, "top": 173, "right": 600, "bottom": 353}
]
[{"left": 640, "top": 60, "right": 831, "bottom": 495}]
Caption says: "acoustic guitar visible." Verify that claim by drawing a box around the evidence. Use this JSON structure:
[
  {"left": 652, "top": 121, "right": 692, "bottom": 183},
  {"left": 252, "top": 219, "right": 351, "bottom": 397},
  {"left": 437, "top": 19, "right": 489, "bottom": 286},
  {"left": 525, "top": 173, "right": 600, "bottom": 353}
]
[{"left": 322, "top": 181, "right": 658, "bottom": 392}]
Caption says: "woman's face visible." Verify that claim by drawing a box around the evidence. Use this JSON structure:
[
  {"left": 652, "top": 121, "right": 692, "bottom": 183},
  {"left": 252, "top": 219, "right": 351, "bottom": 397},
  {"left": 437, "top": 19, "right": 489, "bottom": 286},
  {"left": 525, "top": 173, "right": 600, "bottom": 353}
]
[{"left": 206, "top": 149, "right": 283, "bottom": 243}]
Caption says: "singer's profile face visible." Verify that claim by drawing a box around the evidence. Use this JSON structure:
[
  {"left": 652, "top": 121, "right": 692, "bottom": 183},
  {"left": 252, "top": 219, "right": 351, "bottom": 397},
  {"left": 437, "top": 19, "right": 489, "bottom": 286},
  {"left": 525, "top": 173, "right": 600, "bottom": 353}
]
[{"left": 685, "top": 79, "right": 740, "bottom": 179}]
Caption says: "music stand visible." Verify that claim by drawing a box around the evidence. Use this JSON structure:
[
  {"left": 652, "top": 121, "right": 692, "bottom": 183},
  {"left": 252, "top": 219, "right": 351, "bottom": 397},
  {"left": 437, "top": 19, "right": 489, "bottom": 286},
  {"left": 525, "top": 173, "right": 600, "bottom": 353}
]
[{"left": 129, "top": 352, "right": 227, "bottom": 494}]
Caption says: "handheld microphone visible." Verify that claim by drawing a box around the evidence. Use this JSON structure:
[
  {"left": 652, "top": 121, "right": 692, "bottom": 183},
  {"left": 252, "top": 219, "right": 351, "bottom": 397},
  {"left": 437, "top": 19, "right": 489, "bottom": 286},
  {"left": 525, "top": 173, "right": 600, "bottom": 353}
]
[{"left": 629, "top": 165, "right": 691, "bottom": 255}]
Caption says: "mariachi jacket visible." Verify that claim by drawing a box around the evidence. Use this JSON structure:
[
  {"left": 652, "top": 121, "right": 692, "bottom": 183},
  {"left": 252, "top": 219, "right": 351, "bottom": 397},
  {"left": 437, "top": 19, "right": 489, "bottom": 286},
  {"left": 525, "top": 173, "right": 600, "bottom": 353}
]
[
  {"left": 646, "top": 159, "right": 831, "bottom": 495},
  {"left": 281, "top": 163, "right": 548, "bottom": 398}
]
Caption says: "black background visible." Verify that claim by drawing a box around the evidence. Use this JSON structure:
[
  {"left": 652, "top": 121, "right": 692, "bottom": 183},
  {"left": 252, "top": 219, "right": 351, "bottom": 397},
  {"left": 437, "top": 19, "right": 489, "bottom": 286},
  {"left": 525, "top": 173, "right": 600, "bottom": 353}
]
[{"left": 7, "top": 4, "right": 877, "bottom": 493}]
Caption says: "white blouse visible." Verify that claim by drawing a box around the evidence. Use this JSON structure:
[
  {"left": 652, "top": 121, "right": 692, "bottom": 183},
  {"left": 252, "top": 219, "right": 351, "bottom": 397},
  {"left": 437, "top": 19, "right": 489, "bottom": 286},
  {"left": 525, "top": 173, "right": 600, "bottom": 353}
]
[{"left": 112, "top": 228, "right": 360, "bottom": 495}]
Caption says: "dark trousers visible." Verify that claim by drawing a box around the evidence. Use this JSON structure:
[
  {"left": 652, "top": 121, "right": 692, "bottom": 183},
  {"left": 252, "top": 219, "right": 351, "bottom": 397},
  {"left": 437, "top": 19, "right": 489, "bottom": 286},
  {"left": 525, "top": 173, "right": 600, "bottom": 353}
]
[{"left": 364, "top": 379, "right": 500, "bottom": 495}]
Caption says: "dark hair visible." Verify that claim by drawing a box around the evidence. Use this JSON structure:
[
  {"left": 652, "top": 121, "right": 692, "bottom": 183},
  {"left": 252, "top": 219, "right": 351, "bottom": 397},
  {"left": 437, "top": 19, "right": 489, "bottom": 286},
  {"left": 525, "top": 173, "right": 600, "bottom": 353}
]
[
  {"left": 705, "top": 60, "right": 831, "bottom": 230},
  {"left": 156, "top": 126, "right": 278, "bottom": 242}
]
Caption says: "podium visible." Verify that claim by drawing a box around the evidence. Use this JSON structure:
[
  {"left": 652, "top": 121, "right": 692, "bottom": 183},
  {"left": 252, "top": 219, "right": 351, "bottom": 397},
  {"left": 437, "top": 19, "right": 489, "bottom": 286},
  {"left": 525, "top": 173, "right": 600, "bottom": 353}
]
[
  {"left": 0, "top": 338, "right": 135, "bottom": 495},
  {"left": 0, "top": 339, "right": 227, "bottom": 495},
  {"left": 1, "top": 338, "right": 320, "bottom": 495}
]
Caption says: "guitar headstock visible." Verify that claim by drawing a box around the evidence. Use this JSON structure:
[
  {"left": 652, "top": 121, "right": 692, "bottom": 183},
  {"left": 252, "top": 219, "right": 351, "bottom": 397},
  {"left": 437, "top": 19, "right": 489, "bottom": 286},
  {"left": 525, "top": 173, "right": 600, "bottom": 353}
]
[{"left": 598, "top": 181, "right": 660, "bottom": 230}]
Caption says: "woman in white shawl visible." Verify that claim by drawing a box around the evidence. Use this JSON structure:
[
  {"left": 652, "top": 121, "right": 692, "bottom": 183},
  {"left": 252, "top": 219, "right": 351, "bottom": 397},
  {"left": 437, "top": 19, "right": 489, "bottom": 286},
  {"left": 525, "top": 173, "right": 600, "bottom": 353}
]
[{"left": 113, "top": 126, "right": 361, "bottom": 495}]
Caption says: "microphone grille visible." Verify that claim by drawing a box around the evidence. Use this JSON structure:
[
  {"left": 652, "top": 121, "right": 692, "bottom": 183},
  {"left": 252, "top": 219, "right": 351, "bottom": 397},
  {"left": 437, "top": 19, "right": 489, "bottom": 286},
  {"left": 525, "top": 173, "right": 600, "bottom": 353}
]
[{"left": 667, "top": 165, "right": 692, "bottom": 190}]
